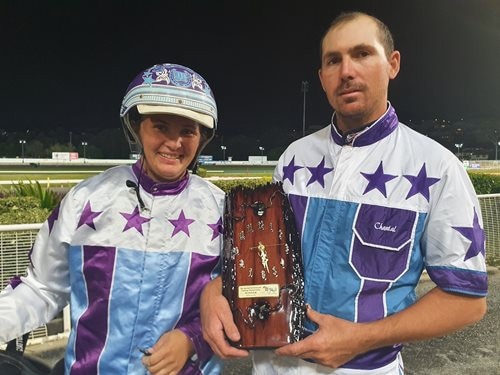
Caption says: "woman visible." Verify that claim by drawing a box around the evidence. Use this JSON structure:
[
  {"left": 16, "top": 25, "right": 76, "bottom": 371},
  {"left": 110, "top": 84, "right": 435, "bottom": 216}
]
[{"left": 0, "top": 63, "right": 224, "bottom": 374}]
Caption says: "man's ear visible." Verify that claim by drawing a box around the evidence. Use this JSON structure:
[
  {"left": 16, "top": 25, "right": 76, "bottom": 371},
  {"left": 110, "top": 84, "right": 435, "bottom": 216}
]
[
  {"left": 388, "top": 50, "right": 401, "bottom": 79},
  {"left": 318, "top": 68, "right": 327, "bottom": 92}
]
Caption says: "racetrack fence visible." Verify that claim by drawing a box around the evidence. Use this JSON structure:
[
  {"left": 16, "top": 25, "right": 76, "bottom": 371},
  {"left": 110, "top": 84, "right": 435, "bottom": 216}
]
[
  {"left": 478, "top": 194, "right": 500, "bottom": 264},
  {"left": 0, "top": 224, "right": 70, "bottom": 346},
  {"left": 0, "top": 194, "right": 499, "bottom": 345}
]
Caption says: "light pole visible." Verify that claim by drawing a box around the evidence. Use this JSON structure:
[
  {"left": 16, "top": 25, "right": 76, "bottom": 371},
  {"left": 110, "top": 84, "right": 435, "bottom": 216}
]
[
  {"left": 454, "top": 143, "right": 463, "bottom": 158},
  {"left": 496, "top": 141, "right": 500, "bottom": 162},
  {"left": 301, "top": 81, "right": 309, "bottom": 137},
  {"left": 220, "top": 145, "right": 226, "bottom": 161},
  {"left": 258, "top": 146, "right": 265, "bottom": 163},
  {"left": 81, "top": 141, "right": 88, "bottom": 162},
  {"left": 19, "top": 139, "right": 26, "bottom": 162}
]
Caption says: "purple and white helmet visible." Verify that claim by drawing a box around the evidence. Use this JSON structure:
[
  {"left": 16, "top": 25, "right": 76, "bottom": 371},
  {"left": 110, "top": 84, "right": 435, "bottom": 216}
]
[{"left": 120, "top": 63, "right": 218, "bottom": 157}]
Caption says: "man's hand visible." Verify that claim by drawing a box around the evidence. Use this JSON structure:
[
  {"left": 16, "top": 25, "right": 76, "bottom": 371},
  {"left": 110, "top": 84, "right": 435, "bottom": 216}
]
[
  {"left": 275, "top": 305, "right": 366, "bottom": 368},
  {"left": 200, "top": 277, "right": 249, "bottom": 359},
  {"left": 141, "top": 329, "right": 193, "bottom": 374},
  {"left": 275, "top": 288, "right": 487, "bottom": 369}
]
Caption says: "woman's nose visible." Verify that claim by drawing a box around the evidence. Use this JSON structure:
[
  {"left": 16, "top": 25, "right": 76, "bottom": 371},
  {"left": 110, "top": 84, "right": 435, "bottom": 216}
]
[{"left": 161, "top": 133, "right": 182, "bottom": 149}]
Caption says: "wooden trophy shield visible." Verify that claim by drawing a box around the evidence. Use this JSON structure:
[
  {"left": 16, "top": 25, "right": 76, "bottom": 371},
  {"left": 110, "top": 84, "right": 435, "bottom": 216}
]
[{"left": 222, "top": 182, "right": 305, "bottom": 349}]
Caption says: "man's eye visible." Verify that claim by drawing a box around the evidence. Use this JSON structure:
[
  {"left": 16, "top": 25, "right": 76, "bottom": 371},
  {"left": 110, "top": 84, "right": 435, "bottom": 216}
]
[
  {"left": 356, "top": 50, "right": 370, "bottom": 58},
  {"left": 326, "top": 57, "right": 340, "bottom": 65}
]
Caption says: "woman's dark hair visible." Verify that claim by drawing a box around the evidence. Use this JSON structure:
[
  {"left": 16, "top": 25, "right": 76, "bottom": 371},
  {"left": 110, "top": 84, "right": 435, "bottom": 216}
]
[{"left": 127, "top": 106, "right": 142, "bottom": 134}]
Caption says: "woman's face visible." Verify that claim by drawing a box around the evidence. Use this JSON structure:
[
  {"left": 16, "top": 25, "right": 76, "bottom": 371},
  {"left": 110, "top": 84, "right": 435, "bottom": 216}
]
[{"left": 138, "top": 113, "right": 201, "bottom": 182}]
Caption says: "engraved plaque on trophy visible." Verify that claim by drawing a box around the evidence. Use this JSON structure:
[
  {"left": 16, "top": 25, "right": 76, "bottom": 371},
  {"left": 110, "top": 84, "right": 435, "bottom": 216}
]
[{"left": 222, "top": 182, "right": 305, "bottom": 349}]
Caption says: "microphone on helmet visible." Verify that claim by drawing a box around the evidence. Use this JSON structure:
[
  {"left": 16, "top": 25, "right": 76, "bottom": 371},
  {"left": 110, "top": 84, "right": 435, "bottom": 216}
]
[{"left": 126, "top": 180, "right": 146, "bottom": 211}]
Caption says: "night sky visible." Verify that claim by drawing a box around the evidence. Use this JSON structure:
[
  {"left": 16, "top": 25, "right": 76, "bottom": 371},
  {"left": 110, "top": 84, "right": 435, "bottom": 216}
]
[{"left": 2, "top": 0, "right": 499, "bottom": 138}]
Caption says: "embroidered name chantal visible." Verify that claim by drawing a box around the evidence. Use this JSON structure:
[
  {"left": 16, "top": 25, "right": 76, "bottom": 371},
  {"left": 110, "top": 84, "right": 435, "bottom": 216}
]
[{"left": 374, "top": 222, "right": 397, "bottom": 233}]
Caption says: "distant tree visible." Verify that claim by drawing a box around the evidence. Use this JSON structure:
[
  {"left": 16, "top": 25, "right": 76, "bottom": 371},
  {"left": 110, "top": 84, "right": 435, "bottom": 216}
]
[
  {"left": 48, "top": 142, "right": 74, "bottom": 153},
  {"left": 26, "top": 140, "right": 45, "bottom": 158},
  {"left": 86, "top": 144, "right": 103, "bottom": 159},
  {"left": 0, "top": 142, "right": 17, "bottom": 157},
  {"left": 90, "top": 128, "right": 129, "bottom": 158}
]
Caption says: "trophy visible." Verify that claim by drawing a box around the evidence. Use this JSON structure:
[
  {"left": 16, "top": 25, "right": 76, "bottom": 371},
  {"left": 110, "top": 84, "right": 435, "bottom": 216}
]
[{"left": 222, "top": 182, "right": 305, "bottom": 349}]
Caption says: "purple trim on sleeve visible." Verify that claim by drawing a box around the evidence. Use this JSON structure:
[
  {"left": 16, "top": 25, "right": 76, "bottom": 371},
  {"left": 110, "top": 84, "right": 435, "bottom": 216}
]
[
  {"left": 426, "top": 266, "right": 488, "bottom": 296},
  {"left": 176, "top": 253, "right": 220, "bottom": 364},
  {"left": 71, "top": 246, "right": 116, "bottom": 375},
  {"left": 177, "top": 318, "right": 205, "bottom": 374}
]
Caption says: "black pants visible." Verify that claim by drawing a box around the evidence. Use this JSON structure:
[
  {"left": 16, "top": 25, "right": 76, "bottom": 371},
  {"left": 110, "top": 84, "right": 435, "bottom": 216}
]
[
  {"left": 1, "top": 333, "right": 65, "bottom": 375},
  {"left": 49, "top": 358, "right": 65, "bottom": 375}
]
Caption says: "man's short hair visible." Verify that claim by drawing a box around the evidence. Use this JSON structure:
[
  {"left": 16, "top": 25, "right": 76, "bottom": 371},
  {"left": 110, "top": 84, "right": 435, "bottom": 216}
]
[{"left": 320, "top": 11, "right": 395, "bottom": 60}]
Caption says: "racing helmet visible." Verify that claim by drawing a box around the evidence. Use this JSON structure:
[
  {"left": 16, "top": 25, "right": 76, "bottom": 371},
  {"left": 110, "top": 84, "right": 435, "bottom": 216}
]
[{"left": 120, "top": 63, "right": 218, "bottom": 169}]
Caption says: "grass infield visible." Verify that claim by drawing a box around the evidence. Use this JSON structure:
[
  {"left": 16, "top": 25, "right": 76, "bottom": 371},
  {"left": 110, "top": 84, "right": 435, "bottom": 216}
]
[{"left": 0, "top": 163, "right": 276, "bottom": 184}]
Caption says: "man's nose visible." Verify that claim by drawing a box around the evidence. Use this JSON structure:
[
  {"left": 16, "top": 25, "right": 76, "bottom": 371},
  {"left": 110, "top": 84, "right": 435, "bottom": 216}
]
[{"left": 340, "top": 57, "right": 355, "bottom": 79}]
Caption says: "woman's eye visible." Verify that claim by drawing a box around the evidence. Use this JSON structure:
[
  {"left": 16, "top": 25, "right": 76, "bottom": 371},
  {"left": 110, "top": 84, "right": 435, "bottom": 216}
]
[
  {"left": 182, "top": 129, "right": 196, "bottom": 136},
  {"left": 153, "top": 124, "right": 167, "bottom": 131}
]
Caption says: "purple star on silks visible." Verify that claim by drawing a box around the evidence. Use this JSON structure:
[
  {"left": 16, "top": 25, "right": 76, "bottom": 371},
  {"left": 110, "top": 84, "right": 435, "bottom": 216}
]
[
  {"left": 453, "top": 208, "right": 486, "bottom": 261},
  {"left": 77, "top": 201, "right": 103, "bottom": 230},
  {"left": 47, "top": 204, "right": 60, "bottom": 234},
  {"left": 208, "top": 217, "right": 223, "bottom": 241},
  {"left": 360, "top": 161, "right": 397, "bottom": 197},
  {"left": 403, "top": 163, "right": 440, "bottom": 202},
  {"left": 306, "top": 157, "right": 334, "bottom": 187},
  {"left": 282, "top": 156, "right": 303, "bottom": 185},
  {"left": 120, "top": 206, "right": 152, "bottom": 235},
  {"left": 169, "top": 210, "right": 195, "bottom": 237}
]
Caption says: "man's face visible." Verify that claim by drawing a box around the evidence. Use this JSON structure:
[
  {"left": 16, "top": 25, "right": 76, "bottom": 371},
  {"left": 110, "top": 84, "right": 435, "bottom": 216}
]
[{"left": 318, "top": 16, "right": 400, "bottom": 132}]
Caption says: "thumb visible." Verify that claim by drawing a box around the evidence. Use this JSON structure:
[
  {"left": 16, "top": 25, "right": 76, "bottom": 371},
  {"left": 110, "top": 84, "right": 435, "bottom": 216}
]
[
  {"left": 306, "top": 304, "right": 322, "bottom": 325},
  {"left": 222, "top": 319, "right": 241, "bottom": 342},
  {"left": 217, "top": 308, "right": 241, "bottom": 342}
]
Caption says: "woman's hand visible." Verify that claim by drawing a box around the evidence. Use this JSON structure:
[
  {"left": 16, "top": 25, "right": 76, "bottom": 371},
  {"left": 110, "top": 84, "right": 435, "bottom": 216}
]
[{"left": 142, "top": 329, "right": 194, "bottom": 374}]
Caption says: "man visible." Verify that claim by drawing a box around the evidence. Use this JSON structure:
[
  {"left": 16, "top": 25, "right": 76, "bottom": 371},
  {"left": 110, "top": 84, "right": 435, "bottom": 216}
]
[{"left": 201, "top": 12, "right": 488, "bottom": 374}]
